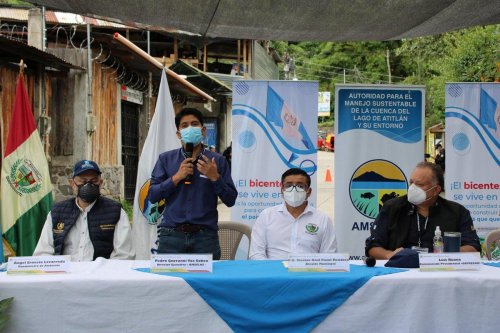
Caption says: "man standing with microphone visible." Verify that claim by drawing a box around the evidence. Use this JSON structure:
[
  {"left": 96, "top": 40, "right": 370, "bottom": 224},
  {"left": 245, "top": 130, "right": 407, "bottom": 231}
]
[{"left": 148, "top": 108, "right": 237, "bottom": 259}]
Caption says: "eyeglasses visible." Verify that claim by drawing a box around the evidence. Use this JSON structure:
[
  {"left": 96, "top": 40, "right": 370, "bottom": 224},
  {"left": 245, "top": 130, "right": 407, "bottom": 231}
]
[{"left": 283, "top": 183, "right": 308, "bottom": 192}]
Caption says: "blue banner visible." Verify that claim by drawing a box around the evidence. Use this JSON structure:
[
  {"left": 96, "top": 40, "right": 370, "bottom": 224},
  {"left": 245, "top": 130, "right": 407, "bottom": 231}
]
[
  {"left": 203, "top": 118, "right": 218, "bottom": 149},
  {"left": 231, "top": 81, "right": 318, "bottom": 223},
  {"left": 338, "top": 88, "right": 422, "bottom": 143},
  {"left": 335, "top": 85, "right": 425, "bottom": 259},
  {"left": 445, "top": 83, "right": 500, "bottom": 257}
]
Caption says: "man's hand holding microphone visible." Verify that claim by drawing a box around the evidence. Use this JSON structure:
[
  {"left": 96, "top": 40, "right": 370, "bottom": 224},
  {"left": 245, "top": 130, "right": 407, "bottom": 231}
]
[
  {"left": 172, "top": 142, "right": 220, "bottom": 186},
  {"left": 172, "top": 143, "right": 195, "bottom": 186}
]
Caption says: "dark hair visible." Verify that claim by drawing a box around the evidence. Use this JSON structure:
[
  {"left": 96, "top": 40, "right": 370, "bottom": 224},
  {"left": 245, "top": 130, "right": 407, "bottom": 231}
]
[
  {"left": 175, "top": 108, "right": 204, "bottom": 129},
  {"left": 415, "top": 161, "right": 444, "bottom": 192},
  {"left": 281, "top": 168, "right": 311, "bottom": 187}
]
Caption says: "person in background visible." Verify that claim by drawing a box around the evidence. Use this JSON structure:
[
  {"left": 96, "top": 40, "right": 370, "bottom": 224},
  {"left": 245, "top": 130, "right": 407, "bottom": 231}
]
[
  {"left": 317, "top": 135, "right": 324, "bottom": 150},
  {"left": 366, "top": 161, "right": 480, "bottom": 259},
  {"left": 209, "top": 145, "right": 217, "bottom": 152},
  {"left": 283, "top": 51, "right": 290, "bottom": 80},
  {"left": 433, "top": 143, "right": 445, "bottom": 172},
  {"left": 250, "top": 168, "right": 337, "bottom": 259},
  {"left": 34, "top": 160, "right": 134, "bottom": 261},
  {"left": 148, "top": 108, "right": 237, "bottom": 260}
]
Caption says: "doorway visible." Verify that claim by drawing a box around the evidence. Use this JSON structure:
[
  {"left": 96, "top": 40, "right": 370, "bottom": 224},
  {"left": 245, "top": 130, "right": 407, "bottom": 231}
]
[{"left": 121, "top": 101, "right": 139, "bottom": 201}]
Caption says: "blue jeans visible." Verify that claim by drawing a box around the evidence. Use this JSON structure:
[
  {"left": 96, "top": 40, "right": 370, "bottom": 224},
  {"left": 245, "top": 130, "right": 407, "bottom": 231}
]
[{"left": 157, "top": 228, "right": 221, "bottom": 260}]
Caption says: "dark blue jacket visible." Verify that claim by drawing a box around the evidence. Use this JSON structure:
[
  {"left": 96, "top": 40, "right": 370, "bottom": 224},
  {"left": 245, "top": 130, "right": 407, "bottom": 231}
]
[{"left": 51, "top": 197, "right": 121, "bottom": 260}]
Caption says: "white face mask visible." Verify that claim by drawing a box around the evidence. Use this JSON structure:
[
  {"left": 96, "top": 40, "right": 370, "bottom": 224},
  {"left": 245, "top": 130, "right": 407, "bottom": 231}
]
[
  {"left": 407, "top": 184, "right": 436, "bottom": 205},
  {"left": 283, "top": 188, "right": 307, "bottom": 207}
]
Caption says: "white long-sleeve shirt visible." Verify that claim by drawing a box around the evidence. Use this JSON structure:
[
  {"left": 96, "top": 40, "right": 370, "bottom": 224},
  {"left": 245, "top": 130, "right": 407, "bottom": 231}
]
[
  {"left": 249, "top": 203, "right": 337, "bottom": 260},
  {"left": 34, "top": 199, "right": 134, "bottom": 261}
]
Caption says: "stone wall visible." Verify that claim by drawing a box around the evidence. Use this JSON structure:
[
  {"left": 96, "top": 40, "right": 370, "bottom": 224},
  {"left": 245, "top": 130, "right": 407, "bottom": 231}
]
[{"left": 50, "top": 164, "right": 125, "bottom": 203}]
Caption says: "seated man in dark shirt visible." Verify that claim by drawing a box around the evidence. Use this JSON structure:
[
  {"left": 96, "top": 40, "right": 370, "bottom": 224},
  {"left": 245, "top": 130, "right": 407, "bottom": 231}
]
[
  {"left": 148, "top": 108, "right": 237, "bottom": 260},
  {"left": 366, "top": 161, "right": 480, "bottom": 259}
]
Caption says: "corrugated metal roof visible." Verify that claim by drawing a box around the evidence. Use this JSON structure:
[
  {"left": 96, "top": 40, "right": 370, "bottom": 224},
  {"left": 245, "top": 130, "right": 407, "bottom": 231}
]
[
  {"left": 0, "top": 34, "right": 84, "bottom": 71},
  {"left": 0, "top": 6, "right": 130, "bottom": 29},
  {"left": 52, "top": 11, "right": 84, "bottom": 25},
  {"left": 207, "top": 72, "right": 243, "bottom": 93},
  {"left": 0, "top": 6, "right": 202, "bottom": 35},
  {"left": 0, "top": 7, "right": 28, "bottom": 22},
  {"left": 169, "top": 60, "right": 232, "bottom": 96}
]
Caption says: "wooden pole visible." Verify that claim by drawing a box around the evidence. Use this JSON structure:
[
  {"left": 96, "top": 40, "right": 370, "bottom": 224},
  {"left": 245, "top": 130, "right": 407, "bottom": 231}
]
[
  {"left": 203, "top": 44, "right": 207, "bottom": 72},
  {"left": 173, "top": 38, "right": 178, "bottom": 60},
  {"left": 113, "top": 33, "right": 214, "bottom": 101},
  {"left": 243, "top": 40, "right": 247, "bottom": 79},
  {"left": 247, "top": 40, "right": 252, "bottom": 79},
  {"left": 237, "top": 40, "right": 241, "bottom": 75}
]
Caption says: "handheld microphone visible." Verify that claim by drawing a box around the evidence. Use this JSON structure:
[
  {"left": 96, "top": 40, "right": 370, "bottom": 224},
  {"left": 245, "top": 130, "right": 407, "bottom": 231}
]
[
  {"left": 184, "top": 142, "right": 194, "bottom": 185},
  {"left": 364, "top": 256, "right": 376, "bottom": 267}
]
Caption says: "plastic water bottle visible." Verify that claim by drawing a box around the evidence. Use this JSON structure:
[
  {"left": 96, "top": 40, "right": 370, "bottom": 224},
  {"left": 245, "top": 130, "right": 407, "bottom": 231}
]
[{"left": 433, "top": 226, "right": 443, "bottom": 253}]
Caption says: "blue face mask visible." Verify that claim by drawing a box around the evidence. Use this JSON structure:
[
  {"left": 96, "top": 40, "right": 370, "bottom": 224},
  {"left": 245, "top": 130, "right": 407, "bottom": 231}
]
[{"left": 180, "top": 126, "right": 203, "bottom": 145}]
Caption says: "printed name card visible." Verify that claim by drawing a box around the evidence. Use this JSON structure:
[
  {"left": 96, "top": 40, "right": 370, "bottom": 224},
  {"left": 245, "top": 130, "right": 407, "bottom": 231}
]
[
  {"left": 151, "top": 254, "right": 213, "bottom": 273},
  {"left": 288, "top": 253, "right": 350, "bottom": 272},
  {"left": 419, "top": 252, "right": 481, "bottom": 271},
  {"left": 7, "top": 256, "right": 70, "bottom": 274}
]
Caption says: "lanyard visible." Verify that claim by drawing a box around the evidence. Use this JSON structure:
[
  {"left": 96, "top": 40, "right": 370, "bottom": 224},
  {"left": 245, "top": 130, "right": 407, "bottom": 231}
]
[{"left": 416, "top": 214, "right": 429, "bottom": 247}]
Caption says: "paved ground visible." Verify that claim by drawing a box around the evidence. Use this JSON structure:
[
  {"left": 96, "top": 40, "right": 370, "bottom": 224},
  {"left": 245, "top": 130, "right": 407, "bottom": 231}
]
[{"left": 218, "top": 151, "right": 336, "bottom": 225}]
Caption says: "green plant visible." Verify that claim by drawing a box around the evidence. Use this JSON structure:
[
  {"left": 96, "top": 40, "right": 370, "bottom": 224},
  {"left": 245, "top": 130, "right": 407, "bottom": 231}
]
[
  {"left": 0, "top": 297, "right": 14, "bottom": 332},
  {"left": 121, "top": 200, "right": 133, "bottom": 221}
]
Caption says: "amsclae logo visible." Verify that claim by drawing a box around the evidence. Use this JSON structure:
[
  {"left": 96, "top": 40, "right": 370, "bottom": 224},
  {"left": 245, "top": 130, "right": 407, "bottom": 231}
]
[
  {"left": 139, "top": 179, "right": 165, "bottom": 224},
  {"left": 349, "top": 159, "right": 408, "bottom": 219}
]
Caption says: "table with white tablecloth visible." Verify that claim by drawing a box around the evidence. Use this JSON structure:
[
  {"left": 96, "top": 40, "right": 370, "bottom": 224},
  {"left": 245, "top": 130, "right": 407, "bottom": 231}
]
[{"left": 1, "top": 259, "right": 499, "bottom": 333}]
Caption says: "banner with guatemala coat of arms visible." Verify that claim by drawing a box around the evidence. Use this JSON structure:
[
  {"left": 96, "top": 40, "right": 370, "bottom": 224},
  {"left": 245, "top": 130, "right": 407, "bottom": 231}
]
[
  {"left": 445, "top": 83, "right": 500, "bottom": 258},
  {"left": 1, "top": 74, "right": 53, "bottom": 256},
  {"left": 231, "top": 80, "right": 319, "bottom": 225}
]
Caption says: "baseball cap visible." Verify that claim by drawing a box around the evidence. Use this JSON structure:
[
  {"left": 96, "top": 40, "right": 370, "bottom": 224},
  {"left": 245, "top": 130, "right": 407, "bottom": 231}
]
[{"left": 73, "top": 160, "right": 101, "bottom": 178}]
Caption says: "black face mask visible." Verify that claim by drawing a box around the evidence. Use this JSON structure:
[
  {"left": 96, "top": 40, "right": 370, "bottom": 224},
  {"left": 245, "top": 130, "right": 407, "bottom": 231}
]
[{"left": 77, "top": 183, "right": 100, "bottom": 203}]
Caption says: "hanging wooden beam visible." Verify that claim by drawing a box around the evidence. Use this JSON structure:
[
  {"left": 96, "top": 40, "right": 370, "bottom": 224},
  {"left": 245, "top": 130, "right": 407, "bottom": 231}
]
[
  {"left": 113, "top": 33, "right": 214, "bottom": 101},
  {"left": 203, "top": 44, "right": 207, "bottom": 72}
]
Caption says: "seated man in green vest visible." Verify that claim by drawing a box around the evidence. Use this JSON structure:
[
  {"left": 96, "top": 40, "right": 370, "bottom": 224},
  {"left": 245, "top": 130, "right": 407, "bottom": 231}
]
[
  {"left": 34, "top": 160, "right": 134, "bottom": 261},
  {"left": 366, "top": 161, "right": 480, "bottom": 259}
]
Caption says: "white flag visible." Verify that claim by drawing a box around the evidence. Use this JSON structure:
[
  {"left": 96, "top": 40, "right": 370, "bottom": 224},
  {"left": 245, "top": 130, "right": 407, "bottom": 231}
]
[{"left": 132, "top": 69, "right": 181, "bottom": 259}]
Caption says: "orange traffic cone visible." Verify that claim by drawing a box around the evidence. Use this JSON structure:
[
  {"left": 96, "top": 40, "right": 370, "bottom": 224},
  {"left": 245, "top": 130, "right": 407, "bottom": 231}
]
[{"left": 325, "top": 168, "right": 332, "bottom": 182}]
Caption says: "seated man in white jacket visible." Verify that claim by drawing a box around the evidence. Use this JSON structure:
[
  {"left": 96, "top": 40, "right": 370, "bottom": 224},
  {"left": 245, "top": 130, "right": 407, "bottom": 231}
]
[
  {"left": 34, "top": 160, "right": 134, "bottom": 261},
  {"left": 249, "top": 168, "right": 337, "bottom": 260}
]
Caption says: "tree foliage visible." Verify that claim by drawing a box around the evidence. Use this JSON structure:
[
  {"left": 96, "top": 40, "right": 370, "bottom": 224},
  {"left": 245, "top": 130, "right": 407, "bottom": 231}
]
[{"left": 272, "top": 25, "right": 499, "bottom": 129}]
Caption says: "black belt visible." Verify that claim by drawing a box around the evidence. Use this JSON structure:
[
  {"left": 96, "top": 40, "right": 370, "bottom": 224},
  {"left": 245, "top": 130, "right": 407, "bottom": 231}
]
[{"left": 174, "top": 223, "right": 206, "bottom": 233}]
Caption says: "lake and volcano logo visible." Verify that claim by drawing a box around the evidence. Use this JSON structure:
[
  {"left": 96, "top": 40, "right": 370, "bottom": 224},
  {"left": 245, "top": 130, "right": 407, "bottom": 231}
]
[{"left": 350, "top": 160, "right": 408, "bottom": 218}]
